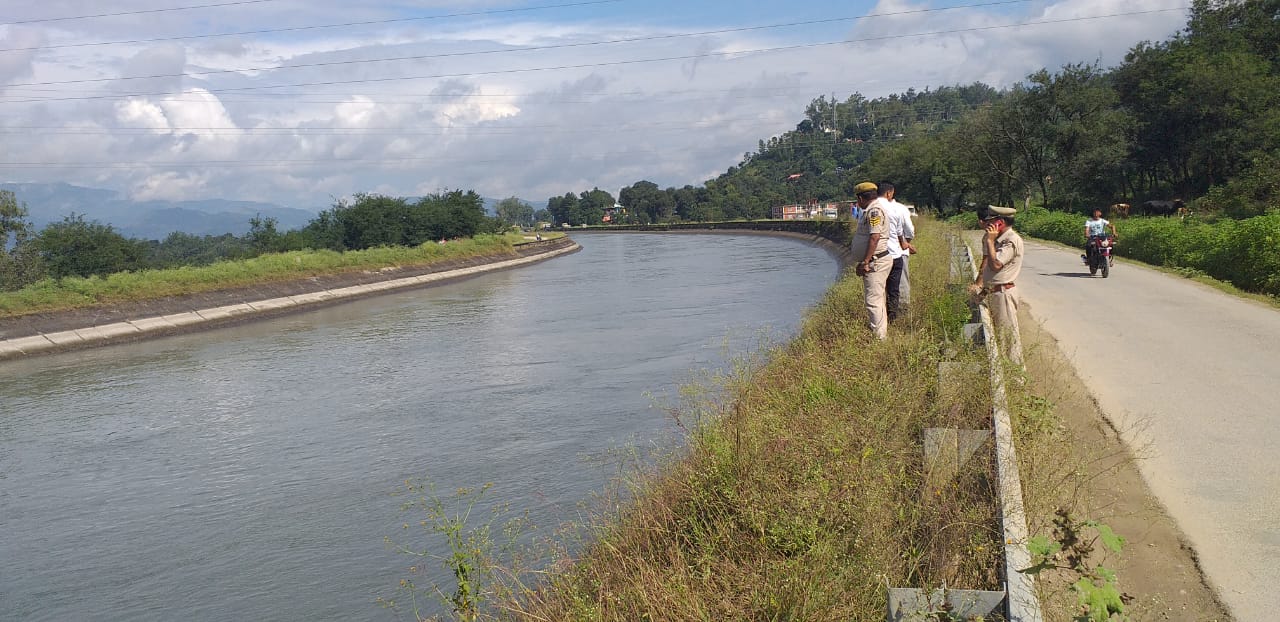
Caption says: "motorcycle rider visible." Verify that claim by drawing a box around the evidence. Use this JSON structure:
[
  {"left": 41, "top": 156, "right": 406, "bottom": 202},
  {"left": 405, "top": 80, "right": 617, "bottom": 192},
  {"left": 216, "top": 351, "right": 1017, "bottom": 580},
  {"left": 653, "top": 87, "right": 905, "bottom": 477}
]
[{"left": 1082, "top": 207, "right": 1117, "bottom": 264}]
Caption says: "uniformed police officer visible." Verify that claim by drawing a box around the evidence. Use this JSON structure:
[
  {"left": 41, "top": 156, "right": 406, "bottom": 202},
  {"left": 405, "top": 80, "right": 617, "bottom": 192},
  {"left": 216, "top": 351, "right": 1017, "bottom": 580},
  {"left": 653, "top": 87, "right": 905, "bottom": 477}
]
[
  {"left": 968, "top": 205, "right": 1024, "bottom": 365},
  {"left": 851, "top": 181, "right": 893, "bottom": 340}
]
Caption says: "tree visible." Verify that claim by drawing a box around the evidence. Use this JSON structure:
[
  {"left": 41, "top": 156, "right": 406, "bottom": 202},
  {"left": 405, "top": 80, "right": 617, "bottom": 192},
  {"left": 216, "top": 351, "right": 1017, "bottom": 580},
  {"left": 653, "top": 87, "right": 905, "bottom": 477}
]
[
  {"left": 247, "top": 215, "right": 286, "bottom": 254},
  {"left": 336, "top": 194, "right": 412, "bottom": 249},
  {"left": 619, "top": 180, "right": 675, "bottom": 224},
  {"left": 408, "top": 190, "right": 489, "bottom": 243},
  {"left": 495, "top": 197, "right": 535, "bottom": 227},
  {"left": 148, "top": 231, "right": 252, "bottom": 268},
  {"left": 546, "top": 193, "right": 578, "bottom": 225},
  {"left": 0, "top": 190, "right": 45, "bottom": 290},
  {"left": 572, "top": 188, "right": 614, "bottom": 225},
  {"left": 35, "top": 214, "right": 148, "bottom": 279}
]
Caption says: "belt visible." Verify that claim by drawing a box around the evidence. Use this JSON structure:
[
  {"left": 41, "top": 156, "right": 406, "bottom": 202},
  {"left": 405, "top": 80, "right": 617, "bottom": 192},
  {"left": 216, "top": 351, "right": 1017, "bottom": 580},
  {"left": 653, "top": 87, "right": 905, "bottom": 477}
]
[
  {"left": 987, "top": 283, "right": 1015, "bottom": 292},
  {"left": 871, "top": 250, "right": 890, "bottom": 260}
]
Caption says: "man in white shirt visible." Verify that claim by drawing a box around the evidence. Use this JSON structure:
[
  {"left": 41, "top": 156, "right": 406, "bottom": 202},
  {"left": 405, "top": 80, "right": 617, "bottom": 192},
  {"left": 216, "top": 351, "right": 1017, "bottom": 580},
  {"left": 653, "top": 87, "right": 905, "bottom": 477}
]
[
  {"left": 878, "top": 182, "right": 917, "bottom": 321},
  {"left": 1082, "top": 208, "right": 1117, "bottom": 264}
]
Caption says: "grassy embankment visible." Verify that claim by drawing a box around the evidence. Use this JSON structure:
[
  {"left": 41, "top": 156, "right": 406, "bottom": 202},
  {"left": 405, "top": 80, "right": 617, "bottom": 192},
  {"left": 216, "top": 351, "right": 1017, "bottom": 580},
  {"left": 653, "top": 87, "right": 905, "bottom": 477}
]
[
  {"left": 476, "top": 222, "right": 1011, "bottom": 620},
  {"left": 0, "top": 233, "right": 560, "bottom": 319},
  {"left": 376, "top": 222, "right": 1136, "bottom": 620}
]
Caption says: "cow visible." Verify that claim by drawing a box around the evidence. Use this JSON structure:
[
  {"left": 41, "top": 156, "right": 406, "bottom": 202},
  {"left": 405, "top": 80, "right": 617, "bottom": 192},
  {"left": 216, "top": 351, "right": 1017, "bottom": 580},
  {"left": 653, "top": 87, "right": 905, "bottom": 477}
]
[
  {"left": 1140, "top": 199, "right": 1185, "bottom": 217},
  {"left": 1110, "top": 203, "right": 1131, "bottom": 218}
]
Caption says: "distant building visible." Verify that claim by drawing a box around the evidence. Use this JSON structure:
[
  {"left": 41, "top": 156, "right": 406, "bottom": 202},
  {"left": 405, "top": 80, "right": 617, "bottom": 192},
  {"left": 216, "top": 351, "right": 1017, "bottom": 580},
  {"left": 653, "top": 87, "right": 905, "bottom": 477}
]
[
  {"left": 603, "top": 202, "right": 626, "bottom": 223},
  {"left": 772, "top": 200, "right": 855, "bottom": 220}
]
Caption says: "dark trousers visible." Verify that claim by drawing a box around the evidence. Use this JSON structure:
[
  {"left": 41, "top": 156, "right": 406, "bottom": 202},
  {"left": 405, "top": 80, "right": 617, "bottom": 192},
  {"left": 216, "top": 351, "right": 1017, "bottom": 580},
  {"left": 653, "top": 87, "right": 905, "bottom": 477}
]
[{"left": 887, "top": 256, "right": 905, "bottom": 319}]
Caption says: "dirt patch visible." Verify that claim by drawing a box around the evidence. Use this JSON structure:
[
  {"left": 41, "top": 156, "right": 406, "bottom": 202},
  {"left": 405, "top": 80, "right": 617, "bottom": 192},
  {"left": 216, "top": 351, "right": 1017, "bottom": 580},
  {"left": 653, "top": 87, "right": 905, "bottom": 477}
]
[
  {"left": 0, "top": 238, "right": 575, "bottom": 342},
  {"left": 1017, "top": 303, "right": 1232, "bottom": 621}
]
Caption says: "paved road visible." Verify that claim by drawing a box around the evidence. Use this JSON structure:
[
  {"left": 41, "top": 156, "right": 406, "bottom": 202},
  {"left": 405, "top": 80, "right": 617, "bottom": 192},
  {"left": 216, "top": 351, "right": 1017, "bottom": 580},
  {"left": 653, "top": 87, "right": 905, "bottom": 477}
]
[{"left": 1010, "top": 238, "right": 1279, "bottom": 621}]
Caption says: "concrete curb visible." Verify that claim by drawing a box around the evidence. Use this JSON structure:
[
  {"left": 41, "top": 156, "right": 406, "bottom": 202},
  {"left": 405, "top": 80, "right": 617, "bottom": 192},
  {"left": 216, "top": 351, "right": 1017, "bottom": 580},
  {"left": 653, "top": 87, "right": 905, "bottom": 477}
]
[
  {"left": 0, "top": 241, "right": 580, "bottom": 361},
  {"left": 955, "top": 235, "right": 1044, "bottom": 622}
]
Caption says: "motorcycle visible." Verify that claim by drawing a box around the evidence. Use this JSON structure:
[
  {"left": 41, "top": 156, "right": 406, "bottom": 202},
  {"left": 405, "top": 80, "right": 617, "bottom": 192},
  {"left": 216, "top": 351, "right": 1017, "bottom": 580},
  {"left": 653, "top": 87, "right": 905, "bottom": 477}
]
[{"left": 1084, "top": 234, "right": 1115, "bottom": 277}]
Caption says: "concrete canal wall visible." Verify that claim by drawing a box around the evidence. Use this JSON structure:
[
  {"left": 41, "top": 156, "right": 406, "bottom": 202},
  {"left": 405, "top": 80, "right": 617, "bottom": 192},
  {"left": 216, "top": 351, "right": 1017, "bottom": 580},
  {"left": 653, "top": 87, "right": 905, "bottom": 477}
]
[{"left": 0, "top": 238, "right": 579, "bottom": 361}]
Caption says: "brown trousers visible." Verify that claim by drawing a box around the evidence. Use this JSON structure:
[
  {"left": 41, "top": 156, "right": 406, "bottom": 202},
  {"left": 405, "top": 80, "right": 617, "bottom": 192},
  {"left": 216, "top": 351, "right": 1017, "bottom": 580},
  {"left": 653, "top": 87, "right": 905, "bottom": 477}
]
[
  {"left": 986, "top": 288, "right": 1024, "bottom": 366},
  {"left": 862, "top": 255, "right": 894, "bottom": 340}
]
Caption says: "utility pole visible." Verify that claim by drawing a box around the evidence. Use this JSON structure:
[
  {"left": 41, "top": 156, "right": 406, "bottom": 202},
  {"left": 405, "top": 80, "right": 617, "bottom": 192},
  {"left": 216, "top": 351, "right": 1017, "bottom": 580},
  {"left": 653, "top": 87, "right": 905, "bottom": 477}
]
[{"left": 832, "top": 92, "right": 838, "bottom": 143}]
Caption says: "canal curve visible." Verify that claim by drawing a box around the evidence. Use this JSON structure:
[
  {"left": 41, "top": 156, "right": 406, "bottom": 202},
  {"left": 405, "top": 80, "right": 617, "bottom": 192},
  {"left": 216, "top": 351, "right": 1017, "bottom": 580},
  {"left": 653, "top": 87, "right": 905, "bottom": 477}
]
[{"left": 0, "top": 233, "right": 840, "bottom": 621}]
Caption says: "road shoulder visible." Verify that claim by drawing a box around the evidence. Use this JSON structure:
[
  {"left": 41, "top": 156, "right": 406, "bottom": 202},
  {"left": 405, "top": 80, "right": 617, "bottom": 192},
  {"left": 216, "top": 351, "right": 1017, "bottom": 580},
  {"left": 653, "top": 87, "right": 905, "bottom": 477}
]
[{"left": 1017, "top": 303, "right": 1232, "bottom": 621}]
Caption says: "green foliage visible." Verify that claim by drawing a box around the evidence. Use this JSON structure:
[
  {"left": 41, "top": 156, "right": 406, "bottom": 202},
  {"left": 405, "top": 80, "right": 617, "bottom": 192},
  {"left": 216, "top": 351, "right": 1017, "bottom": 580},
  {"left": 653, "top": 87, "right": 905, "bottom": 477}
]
[
  {"left": 146, "top": 231, "right": 253, "bottom": 268},
  {"left": 35, "top": 214, "right": 149, "bottom": 279},
  {"left": 382, "top": 480, "right": 531, "bottom": 622},
  {"left": 246, "top": 215, "right": 287, "bottom": 254},
  {"left": 0, "top": 190, "right": 46, "bottom": 291},
  {"left": 546, "top": 188, "right": 617, "bottom": 226},
  {"left": 1016, "top": 209, "right": 1280, "bottom": 296},
  {"left": 1021, "top": 509, "right": 1129, "bottom": 621},
  {"left": 618, "top": 180, "right": 675, "bottom": 224},
  {"left": 494, "top": 197, "right": 535, "bottom": 227},
  {"left": 301, "top": 190, "right": 493, "bottom": 251}
]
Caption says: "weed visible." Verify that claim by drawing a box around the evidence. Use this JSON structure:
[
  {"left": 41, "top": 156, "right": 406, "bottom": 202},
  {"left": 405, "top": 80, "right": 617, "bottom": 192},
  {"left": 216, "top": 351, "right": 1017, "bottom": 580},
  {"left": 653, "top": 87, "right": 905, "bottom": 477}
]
[
  {"left": 381, "top": 480, "right": 534, "bottom": 622},
  {"left": 1022, "top": 509, "right": 1130, "bottom": 622}
]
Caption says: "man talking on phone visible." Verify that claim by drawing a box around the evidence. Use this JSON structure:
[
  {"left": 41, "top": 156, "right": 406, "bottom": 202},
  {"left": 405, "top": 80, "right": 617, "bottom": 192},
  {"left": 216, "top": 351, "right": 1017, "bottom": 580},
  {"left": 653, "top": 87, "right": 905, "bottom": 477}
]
[{"left": 967, "top": 205, "right": 1024, "bottom": 365}]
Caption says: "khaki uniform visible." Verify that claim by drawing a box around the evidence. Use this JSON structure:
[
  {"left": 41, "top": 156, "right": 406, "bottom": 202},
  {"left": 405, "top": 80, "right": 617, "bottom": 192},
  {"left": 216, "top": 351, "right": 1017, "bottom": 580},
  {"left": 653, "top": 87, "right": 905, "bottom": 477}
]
[
  {"left": 852, "top": 197, "right": 893, "bottom": 339},
  {"left": 981, "top": 228, "right": 1025, "bottom": 365}
]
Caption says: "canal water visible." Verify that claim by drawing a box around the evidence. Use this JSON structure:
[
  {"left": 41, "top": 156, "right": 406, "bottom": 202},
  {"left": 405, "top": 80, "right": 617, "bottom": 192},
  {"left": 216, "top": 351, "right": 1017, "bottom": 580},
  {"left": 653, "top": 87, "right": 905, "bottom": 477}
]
[{"left": 0, "top": 233, "right": 840, "bottom": 621}]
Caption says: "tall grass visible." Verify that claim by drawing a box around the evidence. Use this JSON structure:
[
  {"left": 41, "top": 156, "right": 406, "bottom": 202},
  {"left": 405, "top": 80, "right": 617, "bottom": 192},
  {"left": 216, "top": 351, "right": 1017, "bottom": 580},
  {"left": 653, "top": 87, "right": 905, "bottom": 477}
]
[
  {"left": 471, "top": 223, "right": 1005, "bottom": 621},
  {"left": 0, "top": 234, "right": 528, "bottom": 318}
]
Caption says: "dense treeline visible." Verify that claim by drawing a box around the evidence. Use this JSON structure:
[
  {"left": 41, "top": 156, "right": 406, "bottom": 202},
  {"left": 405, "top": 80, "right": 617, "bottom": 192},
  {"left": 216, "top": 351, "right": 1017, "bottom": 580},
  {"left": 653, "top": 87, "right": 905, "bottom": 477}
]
[
  {"left": 0, "top": 189, "right": 511, "bottom": 290},
  {"left": 548, "top": 0, "right": 1278, "bottom": 224}
]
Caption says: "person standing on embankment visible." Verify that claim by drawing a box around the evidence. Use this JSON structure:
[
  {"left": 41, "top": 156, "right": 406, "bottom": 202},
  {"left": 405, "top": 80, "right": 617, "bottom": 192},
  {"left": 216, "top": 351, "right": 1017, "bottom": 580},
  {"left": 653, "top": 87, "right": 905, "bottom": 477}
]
[
  {"left": 968, "top": 205, "right": 1024, "bottom": 365},
  {"left": 851, "top": 181, "right": 892, "bottom": 340}
]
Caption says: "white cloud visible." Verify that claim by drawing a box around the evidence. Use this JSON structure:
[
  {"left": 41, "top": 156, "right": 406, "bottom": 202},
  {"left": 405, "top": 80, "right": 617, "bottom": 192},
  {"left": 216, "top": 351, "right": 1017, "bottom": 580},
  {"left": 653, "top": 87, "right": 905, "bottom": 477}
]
[
  {"left": 0, "top": 0, "right": 1191, "bottom": 208},
  {"left": 116, "top": 98, "right": 171, "bottom": 133},
  {"left": 131, "top": 170, "right": 212, "bottom": 201},
  {"left": 0, "top": 27, "right": 45, "bottom": 86}
]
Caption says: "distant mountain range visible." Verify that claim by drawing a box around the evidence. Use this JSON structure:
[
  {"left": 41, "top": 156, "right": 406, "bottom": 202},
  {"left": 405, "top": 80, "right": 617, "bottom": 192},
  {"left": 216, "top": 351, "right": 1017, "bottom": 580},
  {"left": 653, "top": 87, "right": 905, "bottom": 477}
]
[
  {"left": 2, "top": 183, "right": 523, "bottom": 240},
  {"left": 1, "top": 182, "right": 319, "bottom": 240}
]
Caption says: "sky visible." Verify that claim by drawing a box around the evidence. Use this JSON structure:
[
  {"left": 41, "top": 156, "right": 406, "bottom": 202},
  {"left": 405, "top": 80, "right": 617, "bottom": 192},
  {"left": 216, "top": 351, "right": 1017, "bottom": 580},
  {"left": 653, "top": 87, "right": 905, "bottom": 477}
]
[{"left": 0, "top": 0, "right": 1189, "bottom": 210}]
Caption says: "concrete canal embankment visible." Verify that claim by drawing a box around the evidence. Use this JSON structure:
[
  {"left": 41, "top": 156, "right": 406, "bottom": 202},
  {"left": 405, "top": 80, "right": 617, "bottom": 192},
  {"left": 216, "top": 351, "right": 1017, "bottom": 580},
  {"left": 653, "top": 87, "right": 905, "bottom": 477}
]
[{"left": 0, "top": 237, "right": 579, "bottom": 361}]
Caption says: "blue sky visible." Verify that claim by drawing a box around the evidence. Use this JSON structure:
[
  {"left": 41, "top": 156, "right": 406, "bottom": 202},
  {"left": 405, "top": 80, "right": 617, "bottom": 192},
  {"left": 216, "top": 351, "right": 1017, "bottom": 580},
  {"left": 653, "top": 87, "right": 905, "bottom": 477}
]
[{"left": 0, "top": 0, "right": 1189, "bottom": 208}]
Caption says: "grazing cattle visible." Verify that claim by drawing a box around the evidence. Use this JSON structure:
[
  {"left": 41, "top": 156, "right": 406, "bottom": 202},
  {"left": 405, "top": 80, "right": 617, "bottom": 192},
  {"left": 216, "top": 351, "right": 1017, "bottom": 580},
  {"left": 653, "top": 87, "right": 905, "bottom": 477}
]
[
  {"left": 1177, "top": 206, "right": 1193, "bottom": 220},
  {"left": 1110, "top": 203, "right": 1131, "bottom": 218},
  {"left": 1140, "top": 199, "right": 1185, "bottom": 217}
]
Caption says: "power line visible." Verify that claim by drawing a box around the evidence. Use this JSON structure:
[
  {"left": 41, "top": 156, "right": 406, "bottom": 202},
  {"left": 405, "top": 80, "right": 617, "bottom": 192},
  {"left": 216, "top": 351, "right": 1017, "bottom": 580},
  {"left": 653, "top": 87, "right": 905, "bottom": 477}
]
[
  {"left": 4, "top": 0, "right": 1029, "bottom": 85},
  {"left": 0, "top": 0, "right": 625, "bottom": 53},
  {"left": 0, "top": 0, "right": 284, "bottom": 26},
  {"left": 0, "top": 7, "right": 1189, "bottom": 105},
  {"left": 0, "top": 82, "right": 998, "bottom": 106},
  {"left": 0, "top": 140, "right": 911, "bottom": 170},
  {"left": 0, "top": 124, "right": 964, "bottom": 170},
  {"left": 0, "top": 106, "right": 986, "bottom": 135}
]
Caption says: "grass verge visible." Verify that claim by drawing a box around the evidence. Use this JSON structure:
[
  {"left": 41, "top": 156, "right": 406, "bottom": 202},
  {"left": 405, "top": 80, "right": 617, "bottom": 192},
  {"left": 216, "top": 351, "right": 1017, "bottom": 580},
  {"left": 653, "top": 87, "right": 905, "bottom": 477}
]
[{"left": 0, "top": 233, "right": 558, "bottom": 319}]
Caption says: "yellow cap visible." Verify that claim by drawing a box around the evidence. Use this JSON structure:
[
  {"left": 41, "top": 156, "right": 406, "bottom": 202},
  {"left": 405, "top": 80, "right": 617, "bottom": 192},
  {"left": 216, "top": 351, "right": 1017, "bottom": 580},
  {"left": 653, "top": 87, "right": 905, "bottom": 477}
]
[{"left": 853, "top": 182, "right": 878, "bottom": 194}]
